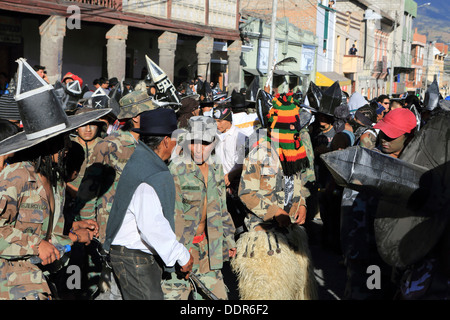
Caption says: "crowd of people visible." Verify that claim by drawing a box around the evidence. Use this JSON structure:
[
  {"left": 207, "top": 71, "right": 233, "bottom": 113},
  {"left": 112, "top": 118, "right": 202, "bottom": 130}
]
[{"left": 0, "top": 57, "right": 448, "bottom": 301}]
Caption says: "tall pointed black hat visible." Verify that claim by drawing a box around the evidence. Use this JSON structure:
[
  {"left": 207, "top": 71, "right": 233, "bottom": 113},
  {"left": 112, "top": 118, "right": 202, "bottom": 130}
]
[
  {"left": 400, "top": 108, "right": 450, "bottom": 168},
  {"left": 423, "top": 79, "right": 441, "bottom": 111},
  {"left": 83, "top": 87, "right": 120, "bottom": 118},
  {"left": 53, "top": 79, "right": 87, "bottom": 113},
  {"left": 0, "top": 58, "right": 111, "bottom": 157},
  {"left": 87, "top": 87, "right": 109, "bottom": 109},
  {"left": 255, "top": 88, "right": 272, "bottom": 128},
  {"left": 145, "top": 55, "right": 181, "bottom": 109},
  {"left": 320, "top": 146, "right": 428, "bottom": 200},
  {"left": 320, "top": 145, "right": 450, "bottom": 269},
  {"left": 109, "top": 83, "right": 122, "bottom": 103},
  {"left": 305, "top": 81, "right": 322, "bottom": 112},
  {"left": 319, "top": 81, "right": 342, "bottom": 117},
  {"left": 106, "top": 86, "right": 121, "bottom": 118}
]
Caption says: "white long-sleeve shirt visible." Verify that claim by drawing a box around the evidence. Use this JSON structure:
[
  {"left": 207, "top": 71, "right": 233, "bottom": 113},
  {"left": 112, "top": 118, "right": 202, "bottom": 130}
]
[
  {"left": 215, "top": 125, "right": 247, "bottom": 174},
  {"left": 111, "top": 183, "right": 190, "bottom": 268}
]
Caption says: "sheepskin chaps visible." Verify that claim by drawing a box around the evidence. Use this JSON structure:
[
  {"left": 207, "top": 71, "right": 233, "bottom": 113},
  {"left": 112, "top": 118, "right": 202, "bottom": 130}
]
[{"left": 231, "top": 225, "right": 318, "bottom": 300}]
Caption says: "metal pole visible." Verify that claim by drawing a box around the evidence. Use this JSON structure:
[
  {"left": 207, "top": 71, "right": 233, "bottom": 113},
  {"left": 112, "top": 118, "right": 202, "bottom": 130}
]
[
  {"left": 389, "top": 11, "right": 397, "bottom": 98},
  {"left": 425, "top": 41, "right": 430, "bottom": 94},
  {"left": 267, "top": 0, "right": 278, "bottom": 93}
]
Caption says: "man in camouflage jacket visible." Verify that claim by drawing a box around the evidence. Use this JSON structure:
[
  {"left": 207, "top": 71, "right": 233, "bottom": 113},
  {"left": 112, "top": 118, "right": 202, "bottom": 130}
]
[
  {"left": 231, "top": 94, "right": 318, "bottom": 300},
  {"left": 162, "top": 116, "right": 236, "bottom": 300},
  {"left": 0, "top": 138, "right": 97, "bottom": 300},
  {"left": 238, "top": 131, "right": 308, "bottom": 230},
  {"left": 74, "top": 90, "right": 158, "bottom": 299},
  {"left": 76, "top": 90, "right": 158, "bottom": 242}
]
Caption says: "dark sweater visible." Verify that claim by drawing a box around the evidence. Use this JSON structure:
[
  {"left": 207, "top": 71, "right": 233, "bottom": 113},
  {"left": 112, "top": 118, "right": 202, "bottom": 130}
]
[{"left": 103, "top": 142, "right": 175, "bottom": 252}]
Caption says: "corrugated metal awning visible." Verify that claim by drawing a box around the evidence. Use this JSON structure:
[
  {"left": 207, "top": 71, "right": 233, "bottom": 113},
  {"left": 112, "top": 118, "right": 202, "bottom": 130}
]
[
  {"left": 243, "top": 68, "right": 261, "bottom": 76},
  {"left": 289, "top": 71, "right": 307, "bottom": 77},
  {"left": 273, "top": 69, "right": 289, "bottom": 76}
]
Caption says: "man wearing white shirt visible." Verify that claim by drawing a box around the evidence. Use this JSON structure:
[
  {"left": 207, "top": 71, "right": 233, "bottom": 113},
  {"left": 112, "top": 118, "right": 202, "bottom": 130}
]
[
  {"left": 104, "top": 108, "right": 193, "bottom": 300},
  {"left": 213, "top": 106, "right": 247, "bottom": 187},
  {"left": 213, "top": 106, "right": 248, "bottom": 236}
]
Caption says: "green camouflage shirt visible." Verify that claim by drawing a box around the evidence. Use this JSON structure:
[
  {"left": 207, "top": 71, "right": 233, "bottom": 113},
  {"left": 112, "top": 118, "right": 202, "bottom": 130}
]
[
  {"left": 169, "top": 158, "right": 236, "bottom": 271},
  {"left": 0, "top": 161, "right": 71, "bottom": 299},
  {"left": 238, "top": 138, "right": 307, "bottom": 230},
  {"left": 68, "top": 136, "right": 103, "bottom": 190},
  {"left": 75, "top": 130, "right": 137, "bottom": 243}
]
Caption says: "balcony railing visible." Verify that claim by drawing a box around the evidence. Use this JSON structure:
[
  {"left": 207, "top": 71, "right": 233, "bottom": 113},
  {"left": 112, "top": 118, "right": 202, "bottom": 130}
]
[
  {"left": 65, "top": 0, "right": 122, "bottom": 10},
  {"left": 342, "top": 55, "right": 363, "bottom": 74}
]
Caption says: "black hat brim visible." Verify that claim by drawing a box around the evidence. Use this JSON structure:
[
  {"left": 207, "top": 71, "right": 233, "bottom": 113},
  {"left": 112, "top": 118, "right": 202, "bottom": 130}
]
[
  {"left": 132, "top": 127, "right": 177, "bottom": 136},
  {"left": 0, "top": 108, "right": 111, "bottom": 157}
]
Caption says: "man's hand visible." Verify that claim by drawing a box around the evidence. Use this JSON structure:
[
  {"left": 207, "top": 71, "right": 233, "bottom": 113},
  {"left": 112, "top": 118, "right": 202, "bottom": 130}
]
[
  {"left": 69, "top": 228, "right": 94, "bottom": 246},
  {"left": 180, "top": 254, "right": 194, "bottom": 279},
  {"left": 72, "top": 220, "right": 99, "bottom": 238},
  {"left": 229, "top": 248, "right": 237, "bottom": 258},
  {"left": 37, "top": 240, "right": 60, "bottom": 265},
  {"left": 294, "top": 205, "right": 307, "bottom": 225},
  {"left": 224, "top": 174, "right": 230, "bottom": 187}
]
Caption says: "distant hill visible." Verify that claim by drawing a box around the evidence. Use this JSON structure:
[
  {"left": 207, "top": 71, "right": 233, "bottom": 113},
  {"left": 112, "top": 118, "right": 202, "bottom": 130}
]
[{"left": 413, "top": 0, "right": 450, "bottom": 44}]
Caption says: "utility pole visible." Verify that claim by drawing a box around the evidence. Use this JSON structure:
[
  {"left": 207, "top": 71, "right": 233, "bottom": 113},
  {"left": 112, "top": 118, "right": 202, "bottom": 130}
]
[
  {"left": 425, "top": 40, "right": 436, "bottom": 94},
  {"left": 266, "top": 0, "right": 278, "bottom": 93},
  {"left": 389, "top": 11, "right": 397, "bottom": 98}
]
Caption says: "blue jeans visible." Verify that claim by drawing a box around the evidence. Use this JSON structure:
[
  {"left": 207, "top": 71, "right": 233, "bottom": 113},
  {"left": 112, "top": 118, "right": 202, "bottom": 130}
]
[{"left": 110, "top": 245, "right": 164, "bottom": 300}]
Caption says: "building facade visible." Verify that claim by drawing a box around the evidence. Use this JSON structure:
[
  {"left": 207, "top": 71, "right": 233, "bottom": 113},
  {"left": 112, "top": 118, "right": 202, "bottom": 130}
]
[
  {"left": 334, "top": 0, "right": 394, "bottom": 100},
  {"left": 408, "top": 28, "right": 426, "bottom": 95},
  {"left": 0, "top": 0, "right": 241, "bottom": 92},
  {"left": 239, "top": 14, "right": 317, "bottom": 95},
  {"left": 333, "top": 6, "right": 364, "bottom": 95},
  {"left": 374, "top": 0, "right": 417, "bottom": 97},
  {"left": 239, "top": 0, "right": 319, "bottom": 94}
]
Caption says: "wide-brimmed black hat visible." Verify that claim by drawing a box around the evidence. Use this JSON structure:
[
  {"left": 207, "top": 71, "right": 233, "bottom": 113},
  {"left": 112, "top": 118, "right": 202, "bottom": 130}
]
[
  {"left": 0, "top": 58, "right": 111, "bottom": 157},
  {"left": 320, "top": 145, "right": 449, "bottom": 269},
  {"left": 229, "top": 90, "right": 250, "bottom": 110},
  {"left": 132, "top": 108, "right": 177, "bottom": 136},
  {"left": 0, "top": 91, "right": 21, "bottom": 121}
]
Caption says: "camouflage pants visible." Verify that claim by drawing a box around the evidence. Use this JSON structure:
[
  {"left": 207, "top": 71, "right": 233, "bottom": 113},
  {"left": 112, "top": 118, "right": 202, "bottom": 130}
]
[
  {"left": 0, "top": 259, "right": 52, "bottom": 300},
  {"left": 161, "top": 236, "right": 228, "bottom": 300}
]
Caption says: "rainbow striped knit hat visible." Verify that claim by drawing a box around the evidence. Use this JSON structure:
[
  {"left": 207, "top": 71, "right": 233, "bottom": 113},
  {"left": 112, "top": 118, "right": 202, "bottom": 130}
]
[{"left": 267, "top": 92, "right": 309, "bottom": 176}]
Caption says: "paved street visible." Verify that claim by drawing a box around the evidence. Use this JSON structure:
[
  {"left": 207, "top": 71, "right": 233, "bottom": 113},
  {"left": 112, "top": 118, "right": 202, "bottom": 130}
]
[{"left": 307, "top": 218, "right": 346, "bottom": 300}]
